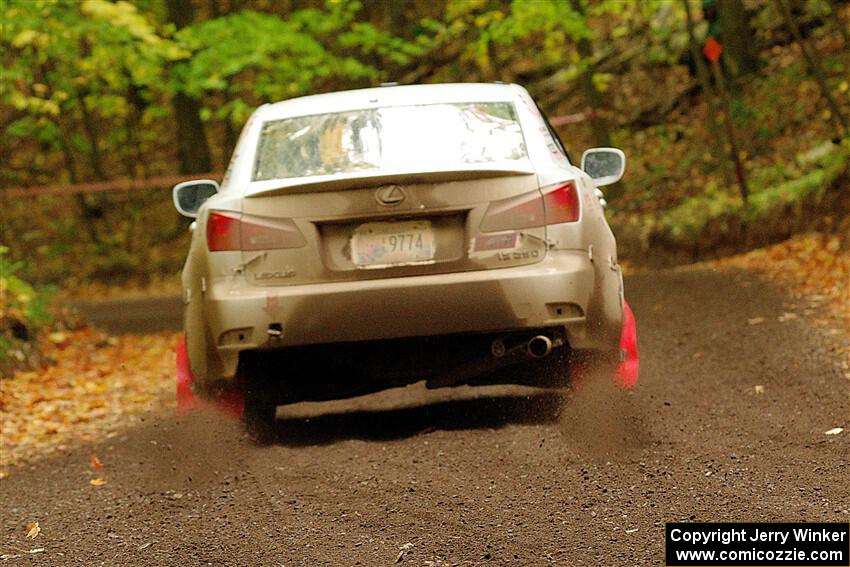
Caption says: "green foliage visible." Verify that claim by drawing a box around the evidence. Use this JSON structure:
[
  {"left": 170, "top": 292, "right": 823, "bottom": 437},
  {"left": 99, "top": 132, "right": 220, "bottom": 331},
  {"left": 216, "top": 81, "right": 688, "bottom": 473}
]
[
  {"left": 659, "top": 183, "right": 741, "bottom": 240},
  {"left": 1, "top": 189, "right": 192, "bottom": 286},
  {"left": 657, "top": 141, "right": 848, "bottom": 242},
  {"left": 425, "top": 0, "right": 590, "bottom": 72},
  {"left": 0, "top": 0, "right": 424, "bottom": 183},
  {"left": 2, "top": 0, "right": 178, "bottom": 119},
  {"left": 173, "top": 4, "right": 421, "bottom": 123},
  {"left": 1, "top": 0, "right": 181, "bottom": 184},
  {"left": 0, "top": 245, "right": 53, "bottom": 363},
  {"left": 642, "top": 1, "right": 690, "bottom": 64},
  {"left": 749, "top": 142, "right": 847, "bottom": 215},
  {"left": 729, "top": 97, "right": 757, "bottom": 126}
]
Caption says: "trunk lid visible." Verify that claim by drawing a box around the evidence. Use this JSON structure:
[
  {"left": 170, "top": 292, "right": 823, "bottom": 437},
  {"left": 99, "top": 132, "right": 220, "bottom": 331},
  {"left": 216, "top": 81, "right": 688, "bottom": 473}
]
[{"left": 239, "top": 171, "right": 547, "bottom": 286}]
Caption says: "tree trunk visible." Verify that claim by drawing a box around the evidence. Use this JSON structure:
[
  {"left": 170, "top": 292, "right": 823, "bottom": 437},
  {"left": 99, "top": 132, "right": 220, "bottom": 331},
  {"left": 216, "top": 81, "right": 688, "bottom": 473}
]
[
  {"left": 717, "top": 0, "right": 759, "bottom": 76},
  {"left": 223, "top": 117, "right": 239, "bottom": 159},
  {"left": 774, "top": 0, "right": 850, "bottom": 139},
  {"left": 710, "top": 61, "right": 750, "bottom": 203},
  {"left": 568, "top": 0, "right": 612, "bottom": 149},
  {"left": 36, "top": 64, "right": 103, "bottom": 243},
  {"left": 683, "top": 0, "right": 730, "bottom": 185},
  {"left": 166, "top": 0, "right": 213, "bottom": 174},
  {"left": 171, "top": 93, "right": 213, "bottom": 173},
  {"left": 124, "top": 78, "right": 149, "bottom": 178},
  {"left": 59, "top": 124, "right": 104, "bottom": 244},
  {"left": 79, "top": 95, "right": 106, "bottom": 180}
]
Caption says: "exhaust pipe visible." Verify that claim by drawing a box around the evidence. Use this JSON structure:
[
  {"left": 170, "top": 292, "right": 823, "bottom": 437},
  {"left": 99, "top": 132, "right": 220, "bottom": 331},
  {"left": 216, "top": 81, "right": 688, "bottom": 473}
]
[
  {"left": 492, "top": 335, "right": 556, "bottom": 359},
  {"left": 527, "top": 335, "right": 553, "bottom": 358},
  {"left": 428, "top": 333, "right": 563, "bottom": 389}
]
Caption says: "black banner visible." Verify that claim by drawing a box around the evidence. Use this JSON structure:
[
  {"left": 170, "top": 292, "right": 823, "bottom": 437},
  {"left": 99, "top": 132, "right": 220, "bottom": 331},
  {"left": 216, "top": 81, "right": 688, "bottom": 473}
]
[{"left": 666, "top": 523, "right": 850, "bottom": 566}]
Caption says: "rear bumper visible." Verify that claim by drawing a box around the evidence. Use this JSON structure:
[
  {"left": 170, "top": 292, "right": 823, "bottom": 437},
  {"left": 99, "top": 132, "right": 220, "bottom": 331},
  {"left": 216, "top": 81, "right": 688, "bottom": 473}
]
[{"left": 200, "top": 250, "right": 622, "bottom": 378}]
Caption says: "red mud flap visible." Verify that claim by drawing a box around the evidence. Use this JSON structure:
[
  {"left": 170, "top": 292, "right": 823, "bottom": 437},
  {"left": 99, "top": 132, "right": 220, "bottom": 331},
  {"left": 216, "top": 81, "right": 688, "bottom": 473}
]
[
  {"left": 176, "top": 335, "right": 244, "bottom": 418},
  {"left": 614, "top": 300, "right": 639, "bottom": 389}
]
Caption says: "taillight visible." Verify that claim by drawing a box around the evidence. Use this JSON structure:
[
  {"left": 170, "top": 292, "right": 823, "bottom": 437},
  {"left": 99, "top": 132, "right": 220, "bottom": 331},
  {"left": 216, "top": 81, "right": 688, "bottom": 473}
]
[
  {"left": 542, "top": 181, "right": 580, "bottom": 225},
  {"left": 207, "top": 211, "right": 242, "bottom": 251},
  {"left": 480, "top": 181, "right": 579, "bottom": 232},
  {"left": 479, "top": 191, "right": 545, "bottom": 232},
  {"left": 206, "top": 211, "right": 306, "bottom": 251}
]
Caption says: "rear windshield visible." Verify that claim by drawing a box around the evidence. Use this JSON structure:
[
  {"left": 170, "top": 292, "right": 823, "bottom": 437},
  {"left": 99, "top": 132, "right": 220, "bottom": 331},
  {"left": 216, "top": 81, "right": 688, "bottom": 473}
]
[{"left": 252, "top": 102, "right": 527, "bottom": 182}]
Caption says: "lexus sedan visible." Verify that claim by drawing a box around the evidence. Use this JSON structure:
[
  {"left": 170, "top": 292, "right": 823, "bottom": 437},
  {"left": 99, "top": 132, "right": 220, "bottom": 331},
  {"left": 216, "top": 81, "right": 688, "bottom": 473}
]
[{"left": 173, "top": 82, "right": 638, "bottom": 437}]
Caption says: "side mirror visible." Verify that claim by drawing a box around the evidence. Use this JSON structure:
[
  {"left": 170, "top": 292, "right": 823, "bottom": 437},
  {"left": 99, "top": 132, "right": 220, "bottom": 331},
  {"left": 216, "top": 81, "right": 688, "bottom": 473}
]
[
  {"left": 580, "top": 148, "right": 625, "bottom": 187},
  {"left": 172, "top": 180, "right": 219, "bottom": 218}
]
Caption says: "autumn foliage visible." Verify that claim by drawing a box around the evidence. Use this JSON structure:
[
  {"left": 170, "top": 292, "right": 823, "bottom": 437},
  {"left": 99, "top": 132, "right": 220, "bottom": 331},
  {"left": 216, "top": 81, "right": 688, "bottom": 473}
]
[{"left": 0, "top": 329, "right": 177, "bottom": 472}]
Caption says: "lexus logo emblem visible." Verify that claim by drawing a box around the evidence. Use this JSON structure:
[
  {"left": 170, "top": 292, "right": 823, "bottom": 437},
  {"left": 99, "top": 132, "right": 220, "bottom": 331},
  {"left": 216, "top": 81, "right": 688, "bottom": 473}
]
[{"left": 375, "top": 185, "right": 405, "bottom": 206}]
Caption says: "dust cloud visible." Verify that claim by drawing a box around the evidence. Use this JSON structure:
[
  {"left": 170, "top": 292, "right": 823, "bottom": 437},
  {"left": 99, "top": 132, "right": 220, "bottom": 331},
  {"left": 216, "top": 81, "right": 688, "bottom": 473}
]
[{"left": 558, "top": 368, "right": 650, "bottom": 461}]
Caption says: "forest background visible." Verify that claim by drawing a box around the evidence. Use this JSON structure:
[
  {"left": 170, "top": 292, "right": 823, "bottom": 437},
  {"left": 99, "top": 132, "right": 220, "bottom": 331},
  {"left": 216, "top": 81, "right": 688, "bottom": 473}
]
[{"left": 1, "top": 0, "right": 848, "bottom": 371}]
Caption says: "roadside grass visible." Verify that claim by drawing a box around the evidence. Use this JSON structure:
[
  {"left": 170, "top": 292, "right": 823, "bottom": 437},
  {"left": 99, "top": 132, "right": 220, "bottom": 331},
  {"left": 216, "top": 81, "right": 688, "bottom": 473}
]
[
  {"left": 0, "top": 246, "right": 55, "bottom": 376},
  {"left": 654, "top": 139, "right": 848, "bottom": 243}
]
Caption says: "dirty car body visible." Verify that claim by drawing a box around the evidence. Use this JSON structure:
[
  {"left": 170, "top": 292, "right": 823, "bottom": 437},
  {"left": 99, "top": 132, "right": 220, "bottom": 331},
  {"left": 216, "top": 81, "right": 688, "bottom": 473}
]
[{"left": 173, "top": 83, "right": 633, "bottom": 429}]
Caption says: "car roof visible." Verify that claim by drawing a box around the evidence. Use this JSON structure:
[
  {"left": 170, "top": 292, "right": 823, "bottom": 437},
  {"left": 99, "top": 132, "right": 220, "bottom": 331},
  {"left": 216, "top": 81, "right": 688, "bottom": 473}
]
[{"left": 256, "top": 83, "right": 523, "bottom": 121}]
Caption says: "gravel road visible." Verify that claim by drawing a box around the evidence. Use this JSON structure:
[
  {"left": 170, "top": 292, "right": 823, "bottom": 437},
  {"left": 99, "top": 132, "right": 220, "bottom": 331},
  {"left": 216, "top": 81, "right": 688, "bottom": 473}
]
[{"left": 3, "top": 269, "right": 848, "bottom": 566}]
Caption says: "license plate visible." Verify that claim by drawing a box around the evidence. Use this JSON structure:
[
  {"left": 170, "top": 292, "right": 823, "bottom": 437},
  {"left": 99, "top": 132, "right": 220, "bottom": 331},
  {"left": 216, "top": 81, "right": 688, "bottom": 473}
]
[{"left": 351, "top": 220, "right": 435, "bottom": 268}]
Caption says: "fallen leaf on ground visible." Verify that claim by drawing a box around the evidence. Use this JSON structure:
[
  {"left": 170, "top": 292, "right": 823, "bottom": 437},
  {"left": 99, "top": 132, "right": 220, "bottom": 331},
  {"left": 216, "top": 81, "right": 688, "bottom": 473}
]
[
  {"left": 754, "top": 385, "right": 765, "bottom": 394},
  {"left": 824, "top": 427, "right": 844, "bottom": 435},
  {"left": 48, "top": 332, "right": 68, "bottom": 344},
  {"left": 0, "top": 330, "right": 178, "bottom": 467},
  {"left": 90, "top": 454, "right": 103, "bottom": 470},
  {"left": 747, "top": 317, "right": 765, "bottom": 325},
  {"left": 710, "top": 232, "right": 849, "bottom": 337},
  {"left": 26, "top": 521, "right": 40, "bottom": 539},
  {"left": 89, "top": 478, "right": 107, "bottom": 486}
]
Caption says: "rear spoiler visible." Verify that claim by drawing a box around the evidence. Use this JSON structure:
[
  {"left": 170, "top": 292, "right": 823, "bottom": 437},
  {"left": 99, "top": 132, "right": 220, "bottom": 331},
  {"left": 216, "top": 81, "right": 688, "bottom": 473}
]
[{"left": 244, "top": 164, "right": 536, "bottom": 197}]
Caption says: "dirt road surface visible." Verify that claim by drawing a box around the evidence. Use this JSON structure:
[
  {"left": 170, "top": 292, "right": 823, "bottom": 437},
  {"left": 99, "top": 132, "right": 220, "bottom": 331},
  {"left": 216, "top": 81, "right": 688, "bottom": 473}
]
[
  {"left": 2, "top": 269, "right": 848, "bottom": 565},
  {"left": 70, "top": 295, "right": 183, "bottom": 335}
]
